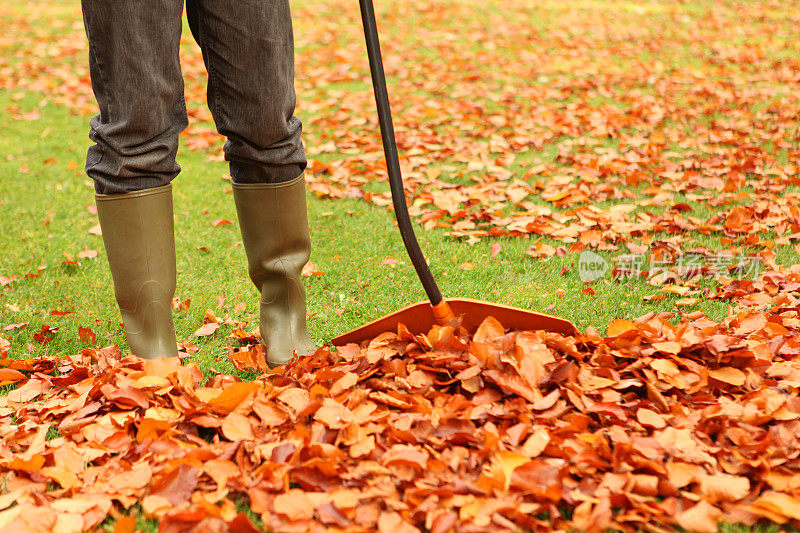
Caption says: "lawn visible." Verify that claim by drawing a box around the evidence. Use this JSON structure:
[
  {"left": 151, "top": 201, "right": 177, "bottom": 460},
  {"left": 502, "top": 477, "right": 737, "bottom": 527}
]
[{"left": 0, "top": 0, "right": 799, "bottom": 531}]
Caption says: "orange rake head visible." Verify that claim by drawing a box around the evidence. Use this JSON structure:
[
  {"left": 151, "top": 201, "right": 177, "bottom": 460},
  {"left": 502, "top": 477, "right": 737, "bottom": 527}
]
[
  {"left": 332, "top": 298, "right": 577, "bottom": 346},
  {"left": 339, "top": 2, "right": 576, "bottom": 348}
]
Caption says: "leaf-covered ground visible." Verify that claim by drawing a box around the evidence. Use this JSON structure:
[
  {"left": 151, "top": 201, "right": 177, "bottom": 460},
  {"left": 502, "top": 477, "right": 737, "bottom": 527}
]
[
  {"left": 1, "top": 0, "right": 800, "bottom": 531},
  {"left": 3, "top": 272, "right": 800, "bottom": 532}
]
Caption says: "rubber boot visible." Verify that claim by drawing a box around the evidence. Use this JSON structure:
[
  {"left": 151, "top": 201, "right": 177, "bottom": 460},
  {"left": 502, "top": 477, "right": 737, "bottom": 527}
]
[
  {"left": 95, "top": 184, "right": 178, "bottom": 359},
  {"left": 232, "top": 174, "right": 317, "bottom": 366}
]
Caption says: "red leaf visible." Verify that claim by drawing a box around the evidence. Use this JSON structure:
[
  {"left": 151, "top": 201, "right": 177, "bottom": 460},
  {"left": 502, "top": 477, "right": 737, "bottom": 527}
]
[{"left": 78, "top": 327, "right": 96, "bottom": 344}]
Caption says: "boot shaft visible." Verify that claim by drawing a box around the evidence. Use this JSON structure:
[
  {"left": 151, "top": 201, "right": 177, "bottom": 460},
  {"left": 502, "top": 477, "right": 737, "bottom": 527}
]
[
  {"left": 96, "top": 184, "right": 178, "bottom": 358},
  {"left": 232, "top": 174, "right": 316, "bottom": 365}
]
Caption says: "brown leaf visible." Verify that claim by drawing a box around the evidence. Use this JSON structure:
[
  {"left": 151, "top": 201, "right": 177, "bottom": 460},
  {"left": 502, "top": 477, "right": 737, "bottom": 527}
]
[
  {"left": 194, "top": 322, "right": 220, "bottom": 337},
  {"left": 149, "top": 465, "right": 198, "bottom": 506}
]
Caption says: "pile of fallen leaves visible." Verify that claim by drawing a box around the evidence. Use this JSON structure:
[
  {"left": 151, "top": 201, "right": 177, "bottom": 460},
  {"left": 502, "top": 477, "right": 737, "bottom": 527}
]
[{"left": 3, "top": 270, "right": 800, "bottom": 531}]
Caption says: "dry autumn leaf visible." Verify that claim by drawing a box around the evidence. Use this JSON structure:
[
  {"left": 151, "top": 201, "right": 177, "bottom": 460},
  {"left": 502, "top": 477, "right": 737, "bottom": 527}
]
[{"left": 193, "top": 322, "right": 220, "bottom": 337}]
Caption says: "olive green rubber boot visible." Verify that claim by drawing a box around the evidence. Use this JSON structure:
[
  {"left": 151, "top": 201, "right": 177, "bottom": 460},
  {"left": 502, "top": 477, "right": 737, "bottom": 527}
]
[
  {"left": 232, "top": 174, "right": 317, "bottom": 367},
  {"left": 95, "top": 184, "right": 178, "bottom": 359}
]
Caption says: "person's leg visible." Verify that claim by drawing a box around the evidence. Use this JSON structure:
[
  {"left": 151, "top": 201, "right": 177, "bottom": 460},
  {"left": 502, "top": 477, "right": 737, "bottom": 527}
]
[
  {"left": 186, "top": 0, "right": 306, "bottom": 183},
  {"left": 95, "top": 186, "right": 178, "bottom": 359},
  {"left": 81, "top": 0, "right": 188, "bottom": 194},
  {"left": 187, "top": 0, "right": 315, "bottom": 366},
  {"left": 81, "top": 0, "right": 184, "bottom": 358}
]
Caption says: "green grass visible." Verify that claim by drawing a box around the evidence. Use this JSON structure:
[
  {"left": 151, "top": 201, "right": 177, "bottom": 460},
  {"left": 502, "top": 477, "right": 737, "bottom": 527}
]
[{"left": 0, "top": 85, "right": 793, "bottom": 369}]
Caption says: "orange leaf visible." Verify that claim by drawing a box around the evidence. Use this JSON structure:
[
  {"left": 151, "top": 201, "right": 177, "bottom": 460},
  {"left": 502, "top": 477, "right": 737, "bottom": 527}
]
[
  {"left": 675, "top": 501, "right": 722, "bottom": 533},
  {"left": 272, "top": 490, "right": 314, "bottom": 521},
  {"left": 636, "top": 408, "right": 666, "bottom": 429},
  {"left": 221, "top": 413, "right": 255, "bottom": 441},
  {"left": 314, "top": 398, "right": 354, "bottom": 429},
  {"left": 113, "top": 516, "right": 136, "bottom": 533},
  {"left": 381, "top": 444, "right": 428, "bottom": 472},
  {"left": 0, "top": 368, "right": 27, "bottom": 383},
  {"left": 606, "top": 319, "right": 636, "bottom": 336},
  {"left": 709, "top": 366, "right": 746, "bottom": 386},
  {"left": 209, "top": 382, "right": 259, "bottom": 414}
]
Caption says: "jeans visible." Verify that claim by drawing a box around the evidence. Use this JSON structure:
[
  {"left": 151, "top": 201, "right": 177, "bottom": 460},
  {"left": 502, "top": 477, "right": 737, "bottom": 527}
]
[{"left": 81, "top": 0, "right": 307, "bottom": 194}]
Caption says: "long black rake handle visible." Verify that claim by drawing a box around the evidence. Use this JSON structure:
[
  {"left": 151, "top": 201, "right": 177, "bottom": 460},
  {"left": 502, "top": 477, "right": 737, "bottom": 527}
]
[{"left": 358, "top": 0, "right": 445, "bottom": 307}]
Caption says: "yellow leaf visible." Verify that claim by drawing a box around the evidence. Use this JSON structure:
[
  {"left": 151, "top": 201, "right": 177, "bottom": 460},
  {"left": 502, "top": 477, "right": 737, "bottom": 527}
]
[{"left": 497, "top": 451, "right": 530, "bottom": 491}]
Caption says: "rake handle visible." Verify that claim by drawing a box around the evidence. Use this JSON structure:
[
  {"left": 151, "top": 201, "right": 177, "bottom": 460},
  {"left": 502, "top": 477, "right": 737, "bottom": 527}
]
[{"left": 358, "top": 0, "right": 445, "bottom": 308}]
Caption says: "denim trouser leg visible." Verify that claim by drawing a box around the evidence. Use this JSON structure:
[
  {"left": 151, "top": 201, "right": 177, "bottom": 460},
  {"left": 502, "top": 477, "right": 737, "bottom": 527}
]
[
  {"left": 81, "top": 0, "right": 306, "bottom": 193},
  {"left": 186, "top": 0, "right": 307, "bottom": 184},
  {"left": 81, "top": 0, "right": 187, "bottom": 194}
]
